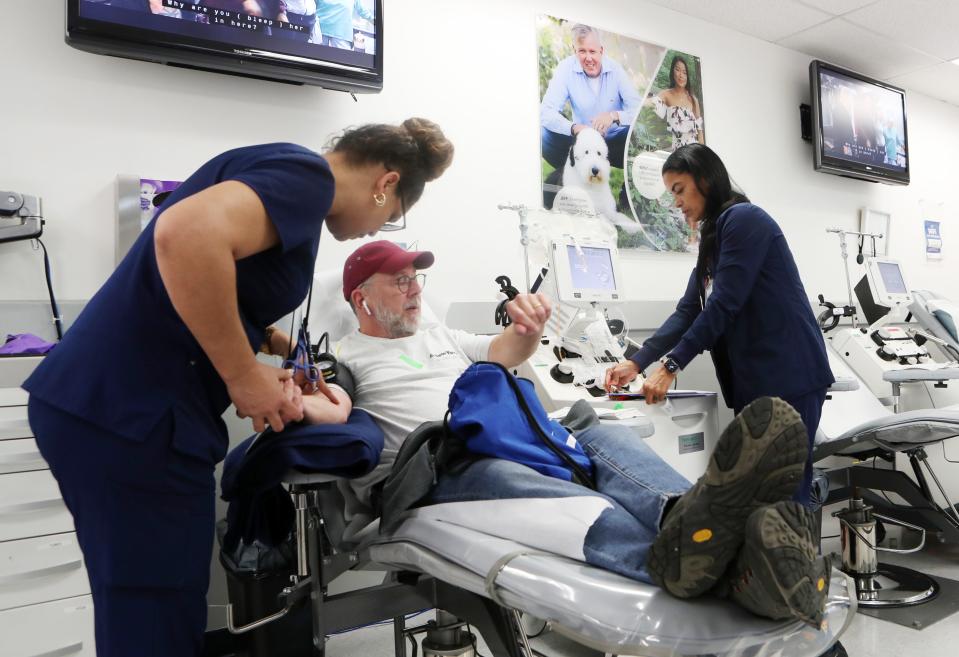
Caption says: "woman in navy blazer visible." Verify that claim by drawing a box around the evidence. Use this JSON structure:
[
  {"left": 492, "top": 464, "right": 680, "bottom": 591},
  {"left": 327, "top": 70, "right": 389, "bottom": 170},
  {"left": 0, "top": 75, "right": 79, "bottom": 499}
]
[{"left": 605, "top": 144, "right": 833, "bottom": 506}]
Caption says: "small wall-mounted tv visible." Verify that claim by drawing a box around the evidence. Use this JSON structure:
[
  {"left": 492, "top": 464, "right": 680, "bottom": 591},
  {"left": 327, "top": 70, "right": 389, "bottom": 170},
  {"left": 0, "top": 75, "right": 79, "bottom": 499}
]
[
  {"left": 66, "top": 1, "right": 383, "bottom": 93},
  {"left": 810, "top": 60, "right": 909, "bottom": 186}
]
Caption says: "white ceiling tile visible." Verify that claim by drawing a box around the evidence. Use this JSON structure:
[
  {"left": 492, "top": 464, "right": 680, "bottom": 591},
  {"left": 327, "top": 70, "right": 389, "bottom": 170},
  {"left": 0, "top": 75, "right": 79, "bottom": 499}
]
[
  {"left": 779, "top": 18, "right": 941, "bottom": 79},
  {"left": 641, "top": 0, "right": 831, "bottom": 41},
  {"left": 888, "top": 62, "right": 959, "bottom": 107},
  {"left": 644, "top": 0, "right": 959, "bottom": 107},
  {"left": 795, "top": 0, "right": 880, "bottom": 16},
  {"left": 844, "top": 0, "right": 959, "bottom": 60}
]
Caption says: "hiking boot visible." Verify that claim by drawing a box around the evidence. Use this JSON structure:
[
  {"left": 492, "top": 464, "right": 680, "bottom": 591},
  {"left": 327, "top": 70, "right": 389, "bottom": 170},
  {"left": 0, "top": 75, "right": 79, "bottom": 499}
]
[
  {"left": 723, "top": 501, "right": 831, "bottom": 628},
  {"left": 646, "top": 397, "right": 807, "bottom": 598}
]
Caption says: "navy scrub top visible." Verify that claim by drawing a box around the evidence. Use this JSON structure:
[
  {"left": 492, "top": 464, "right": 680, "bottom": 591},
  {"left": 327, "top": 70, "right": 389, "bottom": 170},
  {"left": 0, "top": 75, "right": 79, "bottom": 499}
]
[
  {"left": 630, "top": 203, "right": 834, "bottom": 409},
  {"left": 24, "top": 143, "right": 334, "bottom": 465}
]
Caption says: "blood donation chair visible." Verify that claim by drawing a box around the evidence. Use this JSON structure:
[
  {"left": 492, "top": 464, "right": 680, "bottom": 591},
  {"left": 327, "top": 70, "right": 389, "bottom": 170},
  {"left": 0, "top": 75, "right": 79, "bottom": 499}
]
[{"left": 219, "top": 272, "right": 856, "bottom": 657}]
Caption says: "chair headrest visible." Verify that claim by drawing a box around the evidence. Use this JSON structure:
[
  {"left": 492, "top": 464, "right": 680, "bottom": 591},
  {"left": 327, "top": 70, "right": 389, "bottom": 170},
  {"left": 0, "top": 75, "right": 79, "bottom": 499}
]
[{"left": 308, "top": 269, "right": 440, "bottom": 344}]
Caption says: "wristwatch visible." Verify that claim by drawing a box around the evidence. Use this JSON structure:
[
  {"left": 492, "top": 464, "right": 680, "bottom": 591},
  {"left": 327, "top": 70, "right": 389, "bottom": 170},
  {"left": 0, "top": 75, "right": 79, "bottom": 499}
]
[{"left": 660, "top": 355, "right": 681, "bottom": 374}]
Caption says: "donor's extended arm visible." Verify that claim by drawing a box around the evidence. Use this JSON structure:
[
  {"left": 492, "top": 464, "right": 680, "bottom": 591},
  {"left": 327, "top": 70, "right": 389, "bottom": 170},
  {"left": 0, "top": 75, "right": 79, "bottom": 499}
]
[{"left": 302, "top": 386, "right": 353, "bottom": 425}]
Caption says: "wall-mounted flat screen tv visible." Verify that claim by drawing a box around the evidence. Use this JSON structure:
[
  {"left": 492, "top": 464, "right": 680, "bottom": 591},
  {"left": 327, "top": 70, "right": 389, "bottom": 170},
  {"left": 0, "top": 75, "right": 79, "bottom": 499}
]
[
  {"left": 66, "top": 1, "right": 383, "bottom": 93},
  {"left": 810, "top": 60, "right": 909, "bottom": 185}
]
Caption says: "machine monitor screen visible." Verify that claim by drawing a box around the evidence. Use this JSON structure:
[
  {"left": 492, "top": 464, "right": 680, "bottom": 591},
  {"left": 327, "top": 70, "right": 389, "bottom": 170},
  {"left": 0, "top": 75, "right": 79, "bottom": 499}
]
[
  {"left": 877, "top": 261, "right": 907, "bottom": 295},
  {"left": 551, "top": 241, "right": 622, "bottom": 305},
  {"left": 567, "top": 245, "right": 617, "bottom": 292},
  {"left": 66, "top": 0, "right": 382, "bottom": 92},
  {"left": 860, "top": 257, "right": 912, "bottom": 319},
  {"left": 810, "top": 60, "right": 909, "bottom": 185}
]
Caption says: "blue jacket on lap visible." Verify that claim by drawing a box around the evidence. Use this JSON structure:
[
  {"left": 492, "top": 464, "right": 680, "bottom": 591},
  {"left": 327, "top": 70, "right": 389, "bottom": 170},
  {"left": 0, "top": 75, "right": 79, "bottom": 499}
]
[{"left": 221, "top": 409, "right": 384, "bottom": 551}]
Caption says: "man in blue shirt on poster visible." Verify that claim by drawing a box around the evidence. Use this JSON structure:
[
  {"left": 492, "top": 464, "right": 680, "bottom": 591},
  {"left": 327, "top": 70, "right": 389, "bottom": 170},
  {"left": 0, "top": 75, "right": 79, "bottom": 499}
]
[{"left": 540, "top": 23, "right": 642, "bottom": 170}]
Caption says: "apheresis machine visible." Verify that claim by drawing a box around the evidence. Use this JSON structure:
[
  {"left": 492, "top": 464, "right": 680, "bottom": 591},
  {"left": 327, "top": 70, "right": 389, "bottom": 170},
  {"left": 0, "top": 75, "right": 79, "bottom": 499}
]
[
  {"left": 813, "top": 229, "right": 959, "bottom": 609},
  {"left": 499, "top": 205, "right": 720, "bottom": 483},
  {"left": 821, "top": 229, "right": 959, "bottom": 412}
]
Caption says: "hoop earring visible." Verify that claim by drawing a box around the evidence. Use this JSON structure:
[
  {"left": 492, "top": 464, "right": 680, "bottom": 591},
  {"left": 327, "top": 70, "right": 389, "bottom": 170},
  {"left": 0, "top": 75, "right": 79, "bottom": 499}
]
[{"left": 373, "top": 192, "right": 386, "bottom": 207}]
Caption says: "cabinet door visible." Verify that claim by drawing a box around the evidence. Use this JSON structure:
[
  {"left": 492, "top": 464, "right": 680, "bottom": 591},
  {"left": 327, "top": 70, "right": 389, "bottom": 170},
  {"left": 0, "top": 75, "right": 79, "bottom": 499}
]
[
  {"left": 0, "top": 470, "right": 73, "bottom": 542},
  {"left": 0, "top": 533, "right": 90, "bottom": 612},
  {"left": 0, "top": 437, "right": 47, "bottom": 474},
  {"left": 0, "top": 595, "right": 95, "bottom": 657},
  {"left": 0, "top": 405, "right": 32, "bottom": 441}
]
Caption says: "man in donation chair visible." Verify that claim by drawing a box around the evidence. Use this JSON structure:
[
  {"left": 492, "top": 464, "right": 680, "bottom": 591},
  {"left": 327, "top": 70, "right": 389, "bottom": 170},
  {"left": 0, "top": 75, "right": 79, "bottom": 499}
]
[{"left": 301, "top": 240, "right": 832, "bottom": 627}]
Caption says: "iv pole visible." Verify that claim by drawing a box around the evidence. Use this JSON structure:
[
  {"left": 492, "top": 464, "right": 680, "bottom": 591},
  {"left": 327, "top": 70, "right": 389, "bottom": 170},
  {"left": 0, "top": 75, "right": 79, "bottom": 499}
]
[
  {"left": 825, "top": 227, "right": 884, "bottom": 330},
  {"left": 497, "top": 203, "right": 532, "bottom": 293}
]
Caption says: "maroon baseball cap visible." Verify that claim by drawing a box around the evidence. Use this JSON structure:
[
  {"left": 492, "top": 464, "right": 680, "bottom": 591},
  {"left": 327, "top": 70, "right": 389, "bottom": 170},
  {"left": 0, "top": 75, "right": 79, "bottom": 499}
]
[{"left": 342, "top": 240, "right": 435, "bottom": 301}]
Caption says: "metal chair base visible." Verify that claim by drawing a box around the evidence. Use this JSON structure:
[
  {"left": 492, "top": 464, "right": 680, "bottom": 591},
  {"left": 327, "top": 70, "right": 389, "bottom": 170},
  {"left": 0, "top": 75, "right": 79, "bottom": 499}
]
[{"left": 854, "top": 562, "right": 939, "bottom": 608}]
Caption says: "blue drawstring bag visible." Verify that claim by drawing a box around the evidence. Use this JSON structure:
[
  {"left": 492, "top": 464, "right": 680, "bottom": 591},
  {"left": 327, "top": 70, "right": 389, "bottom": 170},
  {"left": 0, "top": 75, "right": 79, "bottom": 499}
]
[{"left": 446, "top": 362, "right": 595, "bottom": 488}]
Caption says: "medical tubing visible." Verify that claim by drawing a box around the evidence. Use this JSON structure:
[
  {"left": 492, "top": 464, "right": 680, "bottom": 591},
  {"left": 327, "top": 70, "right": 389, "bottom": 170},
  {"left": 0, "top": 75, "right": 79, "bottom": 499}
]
[
  {"left": 465, "top": 623, "right": 488, "bottom": 657},
  {"left": 36, "top": 238, "right": 63, "bottom": 341},
  {"left": 523, "top": 616, "right": 549, "bottom": 640}
]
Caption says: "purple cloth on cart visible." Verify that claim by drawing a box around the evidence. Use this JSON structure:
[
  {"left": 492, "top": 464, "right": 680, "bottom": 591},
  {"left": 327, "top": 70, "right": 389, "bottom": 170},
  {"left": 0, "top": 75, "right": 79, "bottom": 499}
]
[{"left": 0, "top": 334, "right": 55, "bottom": 356}]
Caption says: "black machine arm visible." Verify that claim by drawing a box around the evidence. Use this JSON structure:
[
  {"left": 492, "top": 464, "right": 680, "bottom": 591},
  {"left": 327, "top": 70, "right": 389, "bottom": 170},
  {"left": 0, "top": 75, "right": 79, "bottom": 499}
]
[
  {"left": 817, "top": 293, "right": 856, "bottom": 333},
  {"left": 494, "top": 275, "right": 521, "bottom": 328}
]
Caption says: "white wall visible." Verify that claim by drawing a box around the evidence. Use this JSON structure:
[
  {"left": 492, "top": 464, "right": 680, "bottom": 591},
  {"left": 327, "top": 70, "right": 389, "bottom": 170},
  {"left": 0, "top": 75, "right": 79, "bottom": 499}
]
[{"left": 1, "top": 0, "right": 956, "bottom": 313}]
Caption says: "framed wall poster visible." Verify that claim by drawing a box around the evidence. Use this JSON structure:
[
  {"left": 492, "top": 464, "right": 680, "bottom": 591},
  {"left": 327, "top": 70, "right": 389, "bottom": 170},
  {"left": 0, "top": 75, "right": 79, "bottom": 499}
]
[
  {"left": 537, "top": 15, "right": 705, "bottom": 252},
  {"left": 925, "top": 220, "right": 942, "bottom": 260}
]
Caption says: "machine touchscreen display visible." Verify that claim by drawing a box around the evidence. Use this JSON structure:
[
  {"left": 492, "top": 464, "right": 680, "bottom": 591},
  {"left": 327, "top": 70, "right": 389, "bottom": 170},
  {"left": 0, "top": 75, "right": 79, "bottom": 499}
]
[
  {"left": 567, "top": 246, "right": 617, "bottom": 291},
  {"left": 878, "top": 261, "right": 907, "bottom": 294}
]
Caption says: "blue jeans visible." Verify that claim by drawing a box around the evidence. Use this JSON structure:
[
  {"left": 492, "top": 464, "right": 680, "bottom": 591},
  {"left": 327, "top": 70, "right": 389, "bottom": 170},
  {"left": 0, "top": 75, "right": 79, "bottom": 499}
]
[
  {"left": 541, "top": 124, "right": 630, "bottom": 169},
  {"left": 426, "top": 423, "right": 691, "bottom": 584}
]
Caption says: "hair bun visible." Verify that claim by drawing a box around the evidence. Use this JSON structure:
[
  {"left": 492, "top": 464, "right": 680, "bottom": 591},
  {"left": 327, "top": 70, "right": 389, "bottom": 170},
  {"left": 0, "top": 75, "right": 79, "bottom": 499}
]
[{"left": 402, "top": 117, "right": 454, "bottom": 182}]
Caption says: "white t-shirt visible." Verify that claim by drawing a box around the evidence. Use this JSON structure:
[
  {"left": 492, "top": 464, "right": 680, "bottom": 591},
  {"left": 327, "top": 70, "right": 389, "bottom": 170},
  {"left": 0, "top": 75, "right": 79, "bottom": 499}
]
[{"left": 332, "top": 323, "right": 495, "bottom": 513}]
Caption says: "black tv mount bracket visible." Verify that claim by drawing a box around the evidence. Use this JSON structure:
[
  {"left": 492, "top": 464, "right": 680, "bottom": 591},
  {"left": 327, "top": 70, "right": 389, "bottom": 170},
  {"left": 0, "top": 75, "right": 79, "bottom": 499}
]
[
  {"left": 0, "top": 191, "right": 44, "bottom": 244},
  {"left": 799, "top": 103, "right": 812, "bottom": 142}
]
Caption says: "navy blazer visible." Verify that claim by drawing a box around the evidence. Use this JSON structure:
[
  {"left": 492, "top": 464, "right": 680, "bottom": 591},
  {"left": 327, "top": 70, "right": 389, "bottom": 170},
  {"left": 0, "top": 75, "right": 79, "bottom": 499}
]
[{"left": 630, "top": 203, "right": 834, "bottom": 409}]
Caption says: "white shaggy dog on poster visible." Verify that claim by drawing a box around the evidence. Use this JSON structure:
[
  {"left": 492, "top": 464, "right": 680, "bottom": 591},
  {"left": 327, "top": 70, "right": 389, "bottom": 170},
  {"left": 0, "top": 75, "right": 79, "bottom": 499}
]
[{"left": 551, "top": 127, "right": 646, "bottom": 238}]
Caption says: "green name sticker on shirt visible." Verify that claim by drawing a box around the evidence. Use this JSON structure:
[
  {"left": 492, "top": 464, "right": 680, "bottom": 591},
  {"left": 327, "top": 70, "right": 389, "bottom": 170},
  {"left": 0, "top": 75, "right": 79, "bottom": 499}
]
[{"left": 399, "top": 354, "right": 424, "bottom": 369}]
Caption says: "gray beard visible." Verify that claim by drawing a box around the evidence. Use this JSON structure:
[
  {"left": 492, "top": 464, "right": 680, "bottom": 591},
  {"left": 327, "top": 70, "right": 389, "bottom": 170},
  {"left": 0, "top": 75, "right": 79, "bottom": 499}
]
[{"left": 372, "top": 304, "right": 419, "bottom": 338}]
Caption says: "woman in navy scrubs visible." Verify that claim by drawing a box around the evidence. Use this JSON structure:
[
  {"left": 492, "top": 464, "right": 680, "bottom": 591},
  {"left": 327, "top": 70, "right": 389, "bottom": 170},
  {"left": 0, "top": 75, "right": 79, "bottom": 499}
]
[
  {"left": 24, "top": 118, "right": 454, "bottom": 657},
  {"left": 605, "top": 143, "right": 833, "bottom": 507}
]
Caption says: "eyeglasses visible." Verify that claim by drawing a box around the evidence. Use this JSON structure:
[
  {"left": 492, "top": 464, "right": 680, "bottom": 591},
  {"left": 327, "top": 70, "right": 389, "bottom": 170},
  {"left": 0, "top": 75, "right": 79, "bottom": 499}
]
[
  {"left": 394, "top": 273, "right": 426, "bottom": 294},
  {"left": 378, "top": 191, "right": 407, "bottom": 232}
]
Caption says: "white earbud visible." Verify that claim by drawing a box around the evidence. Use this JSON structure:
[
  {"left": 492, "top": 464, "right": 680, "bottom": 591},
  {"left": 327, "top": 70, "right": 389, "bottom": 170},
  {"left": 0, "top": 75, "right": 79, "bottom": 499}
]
[{"left": 362, "top": 300, "right": 372, "bottom": 316}]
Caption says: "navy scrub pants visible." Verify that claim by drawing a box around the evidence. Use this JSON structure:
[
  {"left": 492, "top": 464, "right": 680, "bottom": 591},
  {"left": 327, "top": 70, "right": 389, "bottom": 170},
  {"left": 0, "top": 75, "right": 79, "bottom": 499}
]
[
  {"left": 28, "top": 397, "right": 215, "bottom": 657},
  {"left": 736, "top": 389, "right": 828, "bottom": 509}
]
